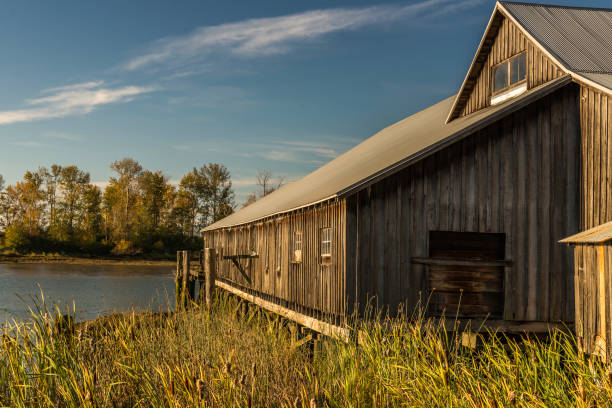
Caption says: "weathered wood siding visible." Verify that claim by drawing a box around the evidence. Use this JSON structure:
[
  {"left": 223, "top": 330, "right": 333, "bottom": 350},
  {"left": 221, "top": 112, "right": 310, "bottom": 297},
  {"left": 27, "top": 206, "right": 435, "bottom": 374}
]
[
  {"left": 204, "top": 200, "right": 346, "bottom": 323},
  {"left": 346, "top": 84, "right": 580, "bottom": 322},
  {"left": 580, "top": 84, "right": 612, "bottom": 230},
  {"left": 573, "top": 244, "right": 612, "bottom": 360},
  {"left": 460, "top": 15, "right": 565, "bottom": 117}
]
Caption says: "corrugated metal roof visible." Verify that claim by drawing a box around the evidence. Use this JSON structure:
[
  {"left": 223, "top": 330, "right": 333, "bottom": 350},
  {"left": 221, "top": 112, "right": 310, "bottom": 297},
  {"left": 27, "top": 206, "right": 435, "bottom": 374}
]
[
  {"left": 205, "top": 76, "right": 571, "bottom": 230},
  {"left": 581, "top": 73, "right": 612, "bottom": 90},
  {"left": 500, "top": 2, "right": 612, "bottom": 74},
  {"left": 560, "top": 221, "right": 612, "bottom": 244}
]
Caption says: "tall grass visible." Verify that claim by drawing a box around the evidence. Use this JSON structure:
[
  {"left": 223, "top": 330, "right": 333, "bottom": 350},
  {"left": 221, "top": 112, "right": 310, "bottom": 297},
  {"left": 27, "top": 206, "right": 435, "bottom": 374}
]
[{"left": 1, "top": 293, "right": 610, "bottom": 407}]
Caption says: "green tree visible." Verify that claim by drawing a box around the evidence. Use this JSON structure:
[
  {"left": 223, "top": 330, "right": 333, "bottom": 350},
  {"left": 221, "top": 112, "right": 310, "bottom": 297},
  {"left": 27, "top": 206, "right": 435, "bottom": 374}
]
[
  {"left": 138, "top": 170, "right": 169, "bottom": 233},
  {"left": 81, "top": 185, "right": 103, "bottom": 244},
  {"left": 4, "top": 223, "right": 30, "bottom": 250},
  {"left": 53, "top": 166, "right": 91, "bottom": 241}
]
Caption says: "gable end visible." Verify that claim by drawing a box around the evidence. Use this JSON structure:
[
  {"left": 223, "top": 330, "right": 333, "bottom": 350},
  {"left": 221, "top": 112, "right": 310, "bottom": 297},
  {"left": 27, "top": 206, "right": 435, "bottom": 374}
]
[{"left": 447, "top": 4, "right": 566, "bottom": 122}]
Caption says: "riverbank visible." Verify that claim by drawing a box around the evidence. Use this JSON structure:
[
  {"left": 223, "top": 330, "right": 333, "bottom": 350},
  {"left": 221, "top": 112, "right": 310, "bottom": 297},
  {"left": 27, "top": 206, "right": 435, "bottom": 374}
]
[
  {"left": 0, "top": 292, "right": 608, "bottom": 407},
  {"left": 0, "top": 253, "right": 175, "bottom": 265}
]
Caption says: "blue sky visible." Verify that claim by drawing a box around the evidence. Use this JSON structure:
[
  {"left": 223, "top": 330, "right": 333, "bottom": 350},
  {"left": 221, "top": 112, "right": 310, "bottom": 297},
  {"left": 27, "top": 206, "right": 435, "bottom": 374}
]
[{"left": 0, "top": 0, "right": 609, "bottom": 203}]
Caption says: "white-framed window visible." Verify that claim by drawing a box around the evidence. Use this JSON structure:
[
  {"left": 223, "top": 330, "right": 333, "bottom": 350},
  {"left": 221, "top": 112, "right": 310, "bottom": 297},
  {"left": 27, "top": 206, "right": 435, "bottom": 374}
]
[
  {"left": 492, "top": 52, "right": 526, "bottom": 94},
  {"left": 321, "top": 227, "right": 332, "bottom": 261},
  {"left": 293, "top": 231, "right": 303, "bottom": 262}
]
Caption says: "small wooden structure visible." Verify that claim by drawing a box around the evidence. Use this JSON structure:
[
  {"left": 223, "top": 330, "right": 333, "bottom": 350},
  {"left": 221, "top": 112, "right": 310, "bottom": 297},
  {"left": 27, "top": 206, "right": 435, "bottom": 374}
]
[
  {"left": 201, "top": 2, "right": 612, "bottom": 337},
  {"left": 561, "top": 222, "right": 612, "bottom": 361}
]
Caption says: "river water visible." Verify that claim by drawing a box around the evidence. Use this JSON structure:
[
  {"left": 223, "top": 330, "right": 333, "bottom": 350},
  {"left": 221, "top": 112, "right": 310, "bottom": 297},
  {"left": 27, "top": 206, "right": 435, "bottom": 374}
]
[{"left": 0, "top": 263, "right": 175, "bottom": 324}]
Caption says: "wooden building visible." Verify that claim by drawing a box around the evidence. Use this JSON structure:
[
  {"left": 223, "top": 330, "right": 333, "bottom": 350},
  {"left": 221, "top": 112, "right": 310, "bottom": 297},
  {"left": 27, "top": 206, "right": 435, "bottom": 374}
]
[
  {"left": 203, "top": 2, "right": 612, "bottom": 336},
  {"left": 561, "top": 222, "right": 612, "bottom": 362}
]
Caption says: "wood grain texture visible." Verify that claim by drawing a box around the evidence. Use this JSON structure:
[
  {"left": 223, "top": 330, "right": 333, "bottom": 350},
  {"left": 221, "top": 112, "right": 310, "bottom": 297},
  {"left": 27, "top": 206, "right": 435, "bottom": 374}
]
[
  {"left": 203, "top": 200, "right": 346, "bottom": 324},
  {"left": 457, "top": 15, "right": 564, "bottom": 118},
  {"left": 581, "top": 83, "right": 612, "bottom": 230},
  {"left": 348, "top": 85, "right": 580, "bottom": 322}
]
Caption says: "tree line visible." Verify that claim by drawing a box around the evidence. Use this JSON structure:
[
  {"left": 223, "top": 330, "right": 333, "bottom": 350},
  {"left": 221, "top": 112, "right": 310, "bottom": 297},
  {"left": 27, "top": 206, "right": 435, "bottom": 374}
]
[{"left": 0, "top": 158, "right": 234, "bottom": 256}]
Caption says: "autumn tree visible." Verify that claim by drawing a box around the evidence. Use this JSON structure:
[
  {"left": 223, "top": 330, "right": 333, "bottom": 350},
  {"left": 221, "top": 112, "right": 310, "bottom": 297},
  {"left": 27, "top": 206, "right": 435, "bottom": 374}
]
[
  {"left": 178, "top": 163, "right": 235, "bottom": 235},
  {"left": 37, "top": 165, "right": 63, "bottom": 231},
  {"left": 203, "top": 163, "right": 234, "bottom": 224},
  {"left": 107, "top": 158, "right": 143, "bottom": 241},
  {"left": 0, "top": 174, "right": 6, "bottom": 229},
  {"left": 8, "top": 174, "right": 45, "bottom": 235}
]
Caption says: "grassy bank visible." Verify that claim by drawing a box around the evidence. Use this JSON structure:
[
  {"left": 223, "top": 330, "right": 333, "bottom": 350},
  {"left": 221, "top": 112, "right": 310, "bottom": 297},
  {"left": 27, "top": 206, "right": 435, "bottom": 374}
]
[
  {"left": 1, "top": 294, "right": 610, "bottom": 407},
  {"left": 0, "top": 252, "right": 174, "bottom": 266}
]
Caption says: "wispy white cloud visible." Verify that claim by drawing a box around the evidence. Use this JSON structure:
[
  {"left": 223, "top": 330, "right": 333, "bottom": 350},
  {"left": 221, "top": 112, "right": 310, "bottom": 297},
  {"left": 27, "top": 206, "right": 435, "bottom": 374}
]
[
  {"left": 10, "top": 141, "right": 46, "bottom": 148},
  {"left": 231, "top": 177, "right": 258, "bottom": 187},
  {"left": 123, "top": 0, "right": 473, "bottom": 72},
  {"left": 277, "top": 140, "right": 338, "bottom": 158},
  {"left": 0, "top": 81, "right": 156, "bottom": 125},
  {"left": 42, "top": 130, "right": 82, "bottom": 142},
  {"left": 262, "top": 150, "right": 297, "bottom": 162},
  {"left": 40, "top": 81, "right": 105, "bottom": 95}
]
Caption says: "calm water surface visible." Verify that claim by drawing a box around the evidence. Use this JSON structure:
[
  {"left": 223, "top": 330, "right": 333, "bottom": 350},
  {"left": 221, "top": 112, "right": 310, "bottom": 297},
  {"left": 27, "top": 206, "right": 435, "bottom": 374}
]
[{"left": 0, "top": 263, "right": 175, "bottom": 323}]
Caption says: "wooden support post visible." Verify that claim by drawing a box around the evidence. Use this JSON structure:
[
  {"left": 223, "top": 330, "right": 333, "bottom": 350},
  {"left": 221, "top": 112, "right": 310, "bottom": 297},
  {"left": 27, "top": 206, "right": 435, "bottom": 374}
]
[
  {"left": 204, "top": 248, "right": 217, "bottom": 307},
  {"left": 182, "top": 250, "right": 191, "bottom": 308},
  {"left": 598, "top": 246, "right": 607, "bottom": 362},
  {"left": 198, "top": 250, "right": 205, "bottom": 304},
  {"left": 175, "top": 251, "right": 183, "bottom": 310}
]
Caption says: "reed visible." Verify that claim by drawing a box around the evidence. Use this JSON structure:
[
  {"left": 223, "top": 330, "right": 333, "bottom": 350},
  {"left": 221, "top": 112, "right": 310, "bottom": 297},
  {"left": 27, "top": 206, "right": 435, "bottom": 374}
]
[{"left": 1, "top": 293, "right": 610, "bottom": 407}]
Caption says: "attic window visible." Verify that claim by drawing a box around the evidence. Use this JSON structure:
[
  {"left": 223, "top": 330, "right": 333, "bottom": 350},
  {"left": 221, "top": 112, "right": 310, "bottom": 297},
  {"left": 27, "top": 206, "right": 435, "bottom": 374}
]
[{"left": 491, "top": 53, "right": 526, "bottom": 104}]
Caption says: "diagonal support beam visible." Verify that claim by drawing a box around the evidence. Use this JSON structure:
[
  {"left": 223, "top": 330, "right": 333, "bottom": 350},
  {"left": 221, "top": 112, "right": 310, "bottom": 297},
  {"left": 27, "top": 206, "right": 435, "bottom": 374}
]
[{"left": 229, "top": 257, "right": 252, "bottom": 285}]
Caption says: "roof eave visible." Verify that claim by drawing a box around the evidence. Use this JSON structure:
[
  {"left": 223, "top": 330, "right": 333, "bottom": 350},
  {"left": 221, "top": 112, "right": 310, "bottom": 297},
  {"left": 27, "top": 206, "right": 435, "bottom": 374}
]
[
  {"left": 445, "top": 2, "right": 503, "bottom": 124},
  {"left": 341, "top": 75, "right": 572, "bottom": 198}
]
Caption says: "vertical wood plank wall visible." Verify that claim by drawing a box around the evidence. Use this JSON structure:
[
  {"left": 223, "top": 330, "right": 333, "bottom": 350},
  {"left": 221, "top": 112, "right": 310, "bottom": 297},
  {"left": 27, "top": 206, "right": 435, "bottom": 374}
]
[
  {"left": 203, "top": 200, "right": 346, "bottom": 324},
  {"left": 346, "top": 84, "right": 580, "bottom": 322},
  {"left": 580, "top": 84, "right": 612, "bottom": 230},
  {"left": 460, "top": 15, "right": 565, "bottom": 117},
  {"left": 573, "top": 245, "right": 612, "bottom": 359}
]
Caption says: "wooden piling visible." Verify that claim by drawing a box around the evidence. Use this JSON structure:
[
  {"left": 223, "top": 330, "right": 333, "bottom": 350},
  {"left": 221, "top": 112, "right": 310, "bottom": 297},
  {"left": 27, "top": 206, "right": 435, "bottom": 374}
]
[
  {"left": 175, "top": 251, "right": 183, "bottom": 310},
  {"left": 204, "top": 248, "right": 217, "bottom": 307},
  {"left": 182, "top": 250, "right": 191, "bottom": 308}
]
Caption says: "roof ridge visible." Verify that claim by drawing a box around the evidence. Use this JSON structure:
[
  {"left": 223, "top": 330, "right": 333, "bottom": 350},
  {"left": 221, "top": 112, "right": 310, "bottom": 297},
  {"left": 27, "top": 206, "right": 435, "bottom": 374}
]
[{"left": 500, "top": 1, "right": 612, "bottom": 13}]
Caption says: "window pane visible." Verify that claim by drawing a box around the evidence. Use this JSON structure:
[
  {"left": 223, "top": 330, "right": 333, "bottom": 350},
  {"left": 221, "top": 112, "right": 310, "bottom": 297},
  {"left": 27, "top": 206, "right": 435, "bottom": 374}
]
[
  {"left": 321, "top": 228, "right": 331, "bottom": 256},
  {"left": 510, "top": 53, "right": 526, "bottom": 85},
  {"left": 276, "top": 227, "right": 282, "bottom": 268},
  {"left": 493, "top": 62, "right": 508, "bottom": 92},
  {"left": 294, "top": 232, "right": 302, "bottom": 251}
]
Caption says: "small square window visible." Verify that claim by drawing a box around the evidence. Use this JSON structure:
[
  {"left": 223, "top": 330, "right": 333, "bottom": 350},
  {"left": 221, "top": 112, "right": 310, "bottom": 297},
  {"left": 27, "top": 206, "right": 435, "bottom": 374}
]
[
  {"left": 293, "top": 231, "right": 302, "bottom": 262},
  {"left": 492, "top": 52, "right": 526, "bottom": 95},
  {"left": 321, "top": 227, "right": 332, "bottom": 260}
]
